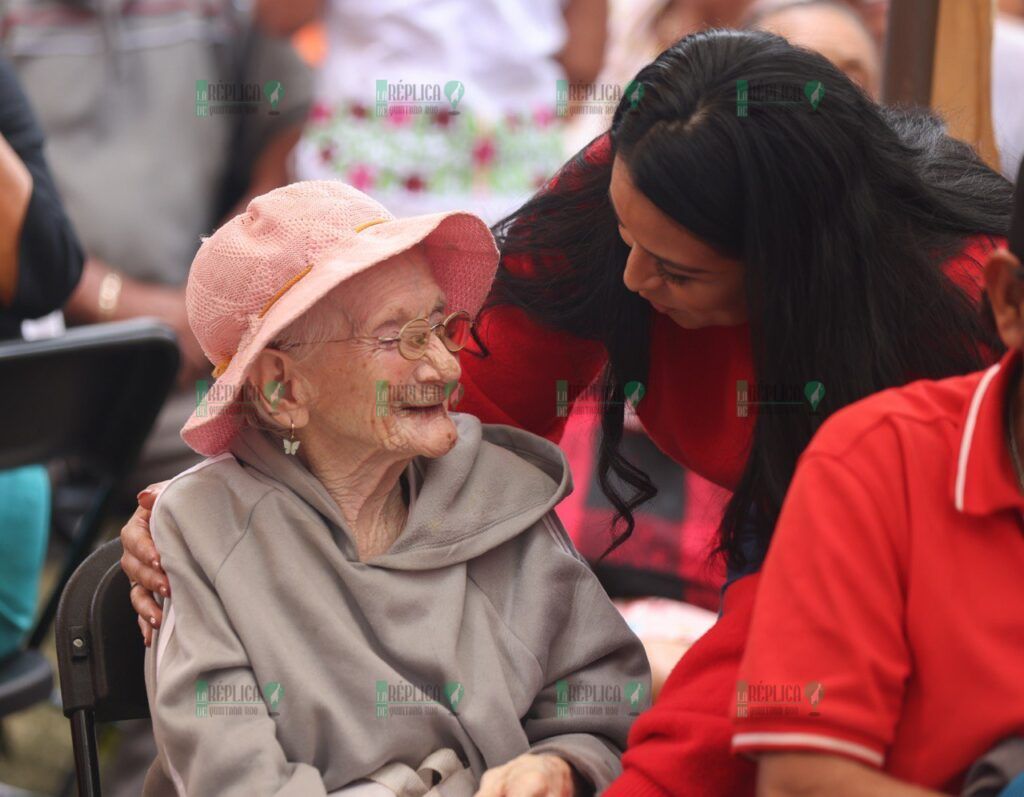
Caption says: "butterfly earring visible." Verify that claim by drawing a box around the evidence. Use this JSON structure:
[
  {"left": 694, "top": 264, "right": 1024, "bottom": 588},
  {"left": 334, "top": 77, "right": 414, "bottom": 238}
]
[{"left": 283, "top": 420, "right": 301, "bottom": 456}]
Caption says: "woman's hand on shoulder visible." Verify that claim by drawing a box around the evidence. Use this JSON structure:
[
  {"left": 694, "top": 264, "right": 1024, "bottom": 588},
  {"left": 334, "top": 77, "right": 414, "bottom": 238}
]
[{"left": 120, "top": 482, "right": 171, "bottom": 646}]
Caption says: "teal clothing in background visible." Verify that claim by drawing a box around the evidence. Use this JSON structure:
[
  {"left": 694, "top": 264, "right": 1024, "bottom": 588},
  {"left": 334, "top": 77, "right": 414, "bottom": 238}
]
[{"left": 0, "top": 465, "right": 49, "bottom": 659}]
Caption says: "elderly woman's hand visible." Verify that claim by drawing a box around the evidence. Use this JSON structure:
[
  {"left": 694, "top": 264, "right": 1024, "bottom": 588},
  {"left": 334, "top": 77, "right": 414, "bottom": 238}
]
[
  {"left": 120, "top": 482, "right": 171, "bottom": 646},
  {"left": 474, "top": 753, "right": 588, "bottom": 797}
]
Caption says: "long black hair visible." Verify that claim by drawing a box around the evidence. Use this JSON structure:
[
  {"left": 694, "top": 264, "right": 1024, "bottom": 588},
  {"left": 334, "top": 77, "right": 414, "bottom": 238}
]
[{"left": 486, "top": 29, "right": 1011, "bottom": 571}]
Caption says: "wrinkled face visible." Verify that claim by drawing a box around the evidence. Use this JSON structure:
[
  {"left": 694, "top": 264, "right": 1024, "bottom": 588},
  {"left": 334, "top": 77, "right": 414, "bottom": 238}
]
[
  {"left": 303, "top": 249, "right": 462, "bottom": 460},
  {"left": 610, "top": 156, "right": 746, "bottom": 329}
]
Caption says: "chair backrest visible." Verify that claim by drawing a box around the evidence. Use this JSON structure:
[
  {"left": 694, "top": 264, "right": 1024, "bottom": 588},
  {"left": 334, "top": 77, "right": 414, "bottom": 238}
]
[
  {"left": 55, "top": 539, "right": 150, "bottom": 723},
  {"left": 0, "top": 318, "right": 179, "bottom": 475}
]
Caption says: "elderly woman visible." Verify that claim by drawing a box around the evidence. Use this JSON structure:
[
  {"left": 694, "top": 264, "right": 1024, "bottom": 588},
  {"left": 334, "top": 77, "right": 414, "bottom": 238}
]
[{"left": 141, "top": 181, "right": 649, "bottom": 797}]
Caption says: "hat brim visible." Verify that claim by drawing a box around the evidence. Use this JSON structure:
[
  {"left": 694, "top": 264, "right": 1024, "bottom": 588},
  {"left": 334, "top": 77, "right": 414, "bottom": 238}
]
[{"left": 181, "top": 210, "right": 498, "bottom": 457}]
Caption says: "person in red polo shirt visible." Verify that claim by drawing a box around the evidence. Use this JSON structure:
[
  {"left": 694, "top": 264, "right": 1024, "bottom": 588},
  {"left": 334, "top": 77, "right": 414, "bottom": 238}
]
[{"left": 733, "top": 169, "right": 1024, "bottom": 795}]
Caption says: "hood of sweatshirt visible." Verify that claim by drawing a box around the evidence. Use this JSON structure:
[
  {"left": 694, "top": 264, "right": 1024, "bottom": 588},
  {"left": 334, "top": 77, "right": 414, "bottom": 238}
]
[{"left": 227, "top": 412, "right": 573, "bottom": 570}]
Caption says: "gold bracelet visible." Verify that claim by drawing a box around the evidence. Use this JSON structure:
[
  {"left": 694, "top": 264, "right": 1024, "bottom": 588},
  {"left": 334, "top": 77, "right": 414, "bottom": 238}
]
[{"left": 98, "top": 271, "right": 123, "bottom": 319}]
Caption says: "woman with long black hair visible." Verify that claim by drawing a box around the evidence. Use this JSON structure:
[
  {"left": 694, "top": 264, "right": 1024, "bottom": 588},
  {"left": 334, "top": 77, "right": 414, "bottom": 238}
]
[
  {"left": 461, "top": 29, "right": 1011, "bottom": 795},
  {"left": 122, "top": 28, "right": 1012, "bottom": 797},
  {"left": 481, "top": 33, "right": 1007, "bottom": 573}
]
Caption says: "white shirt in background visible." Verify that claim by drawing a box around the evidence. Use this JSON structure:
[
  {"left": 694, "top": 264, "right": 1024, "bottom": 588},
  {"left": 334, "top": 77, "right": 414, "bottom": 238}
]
[{"left": 295, "top": 0, "right": 571, "bottom": 223}]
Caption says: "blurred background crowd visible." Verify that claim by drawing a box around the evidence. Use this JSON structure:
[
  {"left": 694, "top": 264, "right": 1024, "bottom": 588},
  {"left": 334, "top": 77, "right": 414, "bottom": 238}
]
[{"left": 0, "top": 0, "right": 1020, "bottom": 793}]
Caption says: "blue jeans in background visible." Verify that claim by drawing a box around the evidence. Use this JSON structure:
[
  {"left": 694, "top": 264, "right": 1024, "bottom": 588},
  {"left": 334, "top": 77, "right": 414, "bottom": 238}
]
[{"left": 0, "top": 465, "right": 50, "bottom": 659}]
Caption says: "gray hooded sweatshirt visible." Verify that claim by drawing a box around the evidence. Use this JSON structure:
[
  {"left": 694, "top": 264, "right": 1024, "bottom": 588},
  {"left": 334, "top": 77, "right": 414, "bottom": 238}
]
[{"left": 143, "top": 413, "right": 651, "bottom": 797}]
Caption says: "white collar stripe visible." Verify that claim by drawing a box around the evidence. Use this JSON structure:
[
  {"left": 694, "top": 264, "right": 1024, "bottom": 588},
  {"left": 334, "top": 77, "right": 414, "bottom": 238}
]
[
  {"left": 732, "top": 732, "right": 884, "bottom": 767},
  {"left": 955, "top": 363, "right": 1002, "bottom": 512}
]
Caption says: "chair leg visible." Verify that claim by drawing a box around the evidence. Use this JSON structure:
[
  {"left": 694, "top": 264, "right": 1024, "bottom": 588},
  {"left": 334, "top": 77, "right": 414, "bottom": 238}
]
[{"left": 69, "top": 709, "right": 102, "bottom": 796}]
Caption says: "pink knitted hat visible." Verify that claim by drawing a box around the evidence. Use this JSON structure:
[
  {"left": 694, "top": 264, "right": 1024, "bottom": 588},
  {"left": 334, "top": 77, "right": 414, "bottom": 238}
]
[{"left": 180, "top": 180, "right": 499, "bottom": 456}]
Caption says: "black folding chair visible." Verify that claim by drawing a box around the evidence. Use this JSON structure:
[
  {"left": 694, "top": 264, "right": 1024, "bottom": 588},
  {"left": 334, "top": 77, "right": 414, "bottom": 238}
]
[
  {"left": 55, "top": 539, "right": 149, "bottom": 797},
  {"left": 0, "top": 319, "right": 177, "bottom": 721},
  {"left": 0, "top": 648, "right": 53, "bottom": 718}
]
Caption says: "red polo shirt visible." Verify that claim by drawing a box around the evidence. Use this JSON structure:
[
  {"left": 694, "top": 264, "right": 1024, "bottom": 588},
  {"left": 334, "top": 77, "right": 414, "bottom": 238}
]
[{"left": 732, "top": 347, "right": 1024, "bottom": 792}]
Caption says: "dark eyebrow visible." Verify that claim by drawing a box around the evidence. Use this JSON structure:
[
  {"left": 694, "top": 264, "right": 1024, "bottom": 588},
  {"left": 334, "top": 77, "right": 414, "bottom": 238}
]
[
  {"left": 651, "top": 253, "right": 710, "bottom": 276},
  {"left": 608, "top": 191, "right": 710, "bottom": 276}
]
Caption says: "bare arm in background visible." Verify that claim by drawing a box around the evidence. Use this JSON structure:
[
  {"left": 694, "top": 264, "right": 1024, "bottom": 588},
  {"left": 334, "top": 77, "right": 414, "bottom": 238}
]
[
  {"left": 558, "top": 0, "right": 608, "bottom": 85},
  {"left": 223, "top": 125, "right": 304, "bottom": 219},
  {"left": 253, "top": 0, "right": 324, "bottom": 37},
  {"left": 0, "top": 132, "right": 33, "bottom": 307},
  {"left": 66, "top": 97, "right": 305, "bottom": 387},
  {"left": 0, "top": 56, "right": 83, "bottom": 319},
  {"left": 758, "top": 753, "right": 947, "bottom": 797},
  {"left": 64, "top": 259, "right": 210, "bottom": 388}
]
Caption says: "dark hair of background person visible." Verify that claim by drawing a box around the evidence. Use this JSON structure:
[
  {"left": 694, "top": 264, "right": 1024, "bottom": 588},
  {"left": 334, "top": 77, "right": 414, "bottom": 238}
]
[{"left": 484, "top": 29, "right": 1012, "bottom": 571}]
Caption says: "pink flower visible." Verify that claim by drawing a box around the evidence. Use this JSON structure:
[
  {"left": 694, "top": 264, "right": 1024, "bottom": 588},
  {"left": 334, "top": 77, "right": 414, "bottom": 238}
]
[
  {"left": 309, "top": 102, "right": 332, "bottom": 124},
  {"left": 533, "top": 106, "right": 556, "bottom": 128},
  {"left": 350, "top": 103, "right": 368, "bottom": 119},
  {"left": 472, "top": 137, "right": 497, "bottom": 167},
  {"left": 348, "top": 164, "right": 375, "bottom": 191},
  {"left": 386, "top": 106, "right": 413, "bottom": 127},
  {"left": 433, "top": 108, "right": 453, "bottom": 128}
]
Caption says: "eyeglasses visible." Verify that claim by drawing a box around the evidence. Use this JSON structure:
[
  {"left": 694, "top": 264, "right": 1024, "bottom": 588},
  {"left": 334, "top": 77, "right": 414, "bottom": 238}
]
[{"left": 297, "top": 309, "right": 475, "bottom": 360}]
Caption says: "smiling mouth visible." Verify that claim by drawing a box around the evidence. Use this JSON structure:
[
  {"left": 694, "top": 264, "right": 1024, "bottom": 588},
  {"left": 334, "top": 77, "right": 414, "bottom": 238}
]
[
  {"left": 640, "top": 294, "right": 670, "bottom": 313},
  {"left": 397, "top": 404, "right": 446, "bottom": 419}
]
